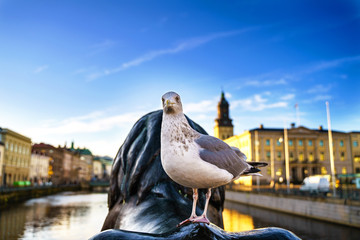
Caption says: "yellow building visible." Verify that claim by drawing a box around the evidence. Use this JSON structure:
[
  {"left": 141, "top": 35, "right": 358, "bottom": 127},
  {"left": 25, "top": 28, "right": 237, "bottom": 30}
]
[
  {"left": 225, "top": 124, "right": 353, "bottom": 184},
  {"left": 350, "top": 132, "right": 360, "bottom": 173},
  {"left": 0, "top": 141, "right": 4, "bottom": 186},
  {"left": 0, "top": 128, "right": 32, "bottom": 185},
  {"left": 214, "top": 91, "right": 234, "bottom": 140}
]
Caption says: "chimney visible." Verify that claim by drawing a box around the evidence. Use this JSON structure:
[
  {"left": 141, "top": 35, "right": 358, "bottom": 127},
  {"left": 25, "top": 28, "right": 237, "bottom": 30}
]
[
  {"left": 291, "top": 123, "right": 295, "bottom": 128},
  {"left": 319, "top": 125, "right": 323, "bottom": 130},
  {"left": 259, "top": 124, "right": 264, "bottom": 129}
]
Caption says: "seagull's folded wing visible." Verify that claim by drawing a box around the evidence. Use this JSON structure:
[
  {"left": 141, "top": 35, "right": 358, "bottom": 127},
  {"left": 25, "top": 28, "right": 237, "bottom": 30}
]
[{"left": 195, "top": 135, "right": 249, "bottom": 179}]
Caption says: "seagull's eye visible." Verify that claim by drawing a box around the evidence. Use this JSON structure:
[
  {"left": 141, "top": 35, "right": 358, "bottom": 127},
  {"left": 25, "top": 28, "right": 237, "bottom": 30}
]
[{"left": 175, "top": 96, "right": 180, "bottom": 102}]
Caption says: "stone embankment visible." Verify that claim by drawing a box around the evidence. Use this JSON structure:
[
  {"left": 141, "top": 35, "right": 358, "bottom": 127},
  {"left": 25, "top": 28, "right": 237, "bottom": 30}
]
[
  {"left": 0, "top": 185, "right": 81, "bottom": 209},
  {"left": 226, "top": 190, "right": 360, "bottom": 228}
]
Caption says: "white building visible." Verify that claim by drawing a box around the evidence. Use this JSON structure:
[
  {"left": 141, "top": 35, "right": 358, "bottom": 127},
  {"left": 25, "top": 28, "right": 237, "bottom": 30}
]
[{"left": 30, "top": 151, "right": 50, "bottom": 184}]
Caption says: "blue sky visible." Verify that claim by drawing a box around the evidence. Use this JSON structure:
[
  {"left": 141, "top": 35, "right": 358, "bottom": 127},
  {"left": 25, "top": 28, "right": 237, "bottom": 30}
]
[{"left": 0, "top": 0, "right": 359, "bottom": 157}]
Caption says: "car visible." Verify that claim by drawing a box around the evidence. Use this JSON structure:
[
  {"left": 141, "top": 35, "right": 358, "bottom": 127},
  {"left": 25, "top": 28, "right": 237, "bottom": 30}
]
[{"left": 300, "top": 175, "right": 330, "bottom": 195}]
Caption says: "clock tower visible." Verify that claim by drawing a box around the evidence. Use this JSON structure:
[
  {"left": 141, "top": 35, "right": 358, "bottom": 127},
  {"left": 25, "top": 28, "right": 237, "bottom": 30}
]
[{"left": 214, "top": 91, "right": 234, "bottom": 140}]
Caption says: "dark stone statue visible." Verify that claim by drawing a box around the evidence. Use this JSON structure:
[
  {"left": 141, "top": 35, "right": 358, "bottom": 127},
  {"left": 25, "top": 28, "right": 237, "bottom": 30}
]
[{"left": 90, "top": 110, "right": 300, "bottom": 240}]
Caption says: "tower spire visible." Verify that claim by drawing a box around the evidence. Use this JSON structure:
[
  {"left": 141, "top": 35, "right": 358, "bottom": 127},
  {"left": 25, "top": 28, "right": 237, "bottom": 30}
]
[{"left": 214, "top": 91, "right": 234, "bottom": 140}]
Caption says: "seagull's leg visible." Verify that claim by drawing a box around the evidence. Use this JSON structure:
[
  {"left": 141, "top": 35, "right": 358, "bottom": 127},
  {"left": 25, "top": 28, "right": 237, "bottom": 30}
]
[
  {"left": 191, "top": 188, "right": 211, "bottom": 224},
  {"left": 190, "top": 188, "right": 198, "bottom": 219},
  {"left": 177, "top": 188, "right": 198, "bottom": 227}
]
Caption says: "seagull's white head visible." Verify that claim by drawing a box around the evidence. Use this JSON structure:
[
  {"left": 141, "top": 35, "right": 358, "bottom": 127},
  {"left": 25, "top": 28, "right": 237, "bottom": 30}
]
[{"left": 162, "top": 91, "right": 183, "bottom": 115}]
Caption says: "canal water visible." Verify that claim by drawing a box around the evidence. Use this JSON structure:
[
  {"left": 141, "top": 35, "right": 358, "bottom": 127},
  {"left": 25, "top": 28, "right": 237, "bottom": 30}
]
[{"left": 1, "top": 192, "right": 359, "bottom": 240}]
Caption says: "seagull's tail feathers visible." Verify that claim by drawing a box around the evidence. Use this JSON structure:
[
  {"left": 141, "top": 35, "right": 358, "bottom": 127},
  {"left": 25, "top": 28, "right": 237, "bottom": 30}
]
[
  {"left": 246, "top": 172, "right": 263, "bottom": 177},
  {"left": 242, "top": 166, "right": 260, "bottom": 175},
  {"left": 247, "top": 161, "right": 268, "bottom": 168},
  {"left": 241, "top": 162, "right": 267, "bottom": 177}
]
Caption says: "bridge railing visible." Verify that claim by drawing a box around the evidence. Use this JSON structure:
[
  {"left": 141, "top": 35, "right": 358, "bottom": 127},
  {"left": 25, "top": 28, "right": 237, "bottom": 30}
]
[{"left": 226, "top": 183, "right": 360, "bottom": 201}]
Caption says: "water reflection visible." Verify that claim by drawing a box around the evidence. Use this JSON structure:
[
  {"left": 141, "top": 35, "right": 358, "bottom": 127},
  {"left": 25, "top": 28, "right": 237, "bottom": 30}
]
[
  {"left": 223, "top": 209, "right": 254, "bottom": 232},
  {"left": 223, "top": 201, "right": 360, "bottom": 240},
  {"left": 2, "top": 192, "right": 360, "bottom": 240},
  {"left": 0, "top": 192, "right": 108, "bottom": 240}
]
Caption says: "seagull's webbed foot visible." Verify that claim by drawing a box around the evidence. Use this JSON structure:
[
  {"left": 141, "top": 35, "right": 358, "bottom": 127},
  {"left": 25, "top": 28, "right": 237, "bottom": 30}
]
[
  {"left": 177, "top": 215, "right": 197, "bottom": 227},
  {"left": 190, "top": 215, "right": 210, "bottom": 224}
]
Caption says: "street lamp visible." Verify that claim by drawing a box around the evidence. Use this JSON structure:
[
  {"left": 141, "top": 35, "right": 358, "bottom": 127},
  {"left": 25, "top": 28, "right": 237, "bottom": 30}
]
[
  {"left": 270, "top": 139, "right": 275, "bottom": 189},
  {"left": 255, "top": 131, "right": 260, "bottom": 190},
  {"left": 279, "top": 126, "right": 290, "bottom": 194},
  {"left": 326, "top": 101, "right": 337, "bottom": 197}
]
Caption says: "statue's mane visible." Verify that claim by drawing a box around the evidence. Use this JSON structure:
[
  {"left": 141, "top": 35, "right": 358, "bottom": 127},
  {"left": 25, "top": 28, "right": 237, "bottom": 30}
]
[{"left": 108, "top": 110, "right": 224, "bottom": 211}]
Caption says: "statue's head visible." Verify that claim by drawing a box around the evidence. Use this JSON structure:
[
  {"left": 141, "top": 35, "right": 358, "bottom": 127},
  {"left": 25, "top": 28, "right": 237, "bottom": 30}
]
[{"left": 101, "top": 110, "right": 225, "bottom": 234}]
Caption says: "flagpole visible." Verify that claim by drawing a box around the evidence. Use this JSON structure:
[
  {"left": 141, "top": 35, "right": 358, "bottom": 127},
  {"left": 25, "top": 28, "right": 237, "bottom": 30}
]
[
  {"left": 326, "top": 101, "right": 336, "bottom": 197},
  {"left": 284, "top": 122, "right": 290, "bottom": 194}
]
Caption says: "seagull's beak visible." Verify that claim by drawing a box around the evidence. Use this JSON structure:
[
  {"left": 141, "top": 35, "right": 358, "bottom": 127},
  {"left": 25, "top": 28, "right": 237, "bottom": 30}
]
[{"left": 165, "top": 99, "right": 174, "bottom": 107}]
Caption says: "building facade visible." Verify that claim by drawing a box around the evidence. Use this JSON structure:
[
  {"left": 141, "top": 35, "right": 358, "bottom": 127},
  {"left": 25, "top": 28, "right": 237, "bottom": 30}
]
[
  {"left": 0, "top": 140, "right": 4, "bottom": 186},
  {"left": 93, "top": 156, "right": 113, "bottom": 180},
  {"left": 92, "top": 158, "right": 103, "bottom": 179},
  {"left": 350, "top": 132, "right": 360, "bottom": 173},
  {"left": 29, "top": 150, "right": 51, "bottom": 184},
  {"left": 225, "top": 124, "right": 354, "bottom": 184},
  {"left": 68, "top": 142, "right": 93, "bottom": 182},
  {"left": 214, "top": 91, "right": 234, "bottom": 140},
  {"left": 32, "top": 143, "right": 73, "bottom": 185},
  {"left": 0, "top": 128, "right": 32, "bottom": 186}
]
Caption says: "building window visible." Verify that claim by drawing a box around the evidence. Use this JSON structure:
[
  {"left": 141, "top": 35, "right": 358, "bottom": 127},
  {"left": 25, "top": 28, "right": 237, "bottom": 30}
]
[
  {"left": 319, "top": 140, "right": 324, "bottom": 147},
  {"left": 354, "top": 141, "right": 359, "bottom": 147},
  {"left": 277, "top": 151, "right": 281, "bottom": 161},
  {"left": 289, "top": 152, "right": 294, "bottom": 161},
  {"left": 298, "top": 140, "right": 303, "bottom": 146},
  {"left": 321, "top": 167, "right": 328, "bottom": 175},
  {"left": 342, "top": 167, "right": 347, "bottom": 174},
  {"left": 289, "top": 140, "right": 293, "bottom": 146},
  {"left": 309, "top": 152, "right": 314, "bottom": 162},
  {"left": 341, "top": 152, "right": 345, "bottom": 161},
  {"left": 299, "top": 152, "right": 304, "bottom": 161},
  {"left": 340, "top": 140, "right": 344, "bottom": 147},
  {"left": 266, "top": 139, "right": 270, "bottom": 146},
  {"left": 276, "top": 140, "right": 281, "bottom": 146},
  {"left": 355, "top": 156, "right": 360, "bottom": 163},
  {"left": 308, "top": 140, "right": 313, "bottom": 146},
  {"left": 356, "top": 168, "right": 360, "bottom": 173},
  {"left": 266, "top": 151, "right": 271, "bottom": 161},
  {"left": 320, "top": 152, "right": 325, "bottom": 161}
]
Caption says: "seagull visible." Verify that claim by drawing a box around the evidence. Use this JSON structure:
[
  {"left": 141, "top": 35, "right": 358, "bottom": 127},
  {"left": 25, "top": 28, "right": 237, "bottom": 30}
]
[{"left": 160, "top": 91, "right": 267, "bottom": 226}]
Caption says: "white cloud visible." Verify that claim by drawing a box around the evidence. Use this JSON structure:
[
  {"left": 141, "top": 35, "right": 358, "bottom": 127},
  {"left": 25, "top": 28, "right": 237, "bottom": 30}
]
[
  {"left": 307, "top": 84, "right": 332, "bottom": 94},
  {"left": 313, "top": 95, "right": 332, "bottom": 101},
  {"left": 303, "top": 95, "right": 332, "bottom": 103},
  {"left": 183, "top": 99, "right": 217, "bottom": 114},
  {"left": 280, "top": 93, "right": 295, "bottom": 100},
  {"left": 87, "top": 28, "right": 256, "bottom": 80},
  {"left": 231, "top": 94, "right": 288, "bottom": 112},
  {"left": 244, "top": 78, "right": 287, "bottom": 87},
  {"left": 303, "top": 55, "right": 360, "bottom": 74},
  {"left": 225, "top": 92, "right": 232, "bottom": 99},
  {"left": 27, "top": 110, "right": 146, "bottom": 135},
  {"left": 88, "top": 39, "right": 116, "bottom": 56},
  {"left": 34, "top": 65, "right": 48, "bottom": 74}
]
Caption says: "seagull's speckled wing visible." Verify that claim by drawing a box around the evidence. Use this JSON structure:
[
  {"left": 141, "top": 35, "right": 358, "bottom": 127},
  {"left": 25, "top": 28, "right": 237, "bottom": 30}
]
[{"left": 195, "top": 135, "right": 249, "bottom": 179}]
